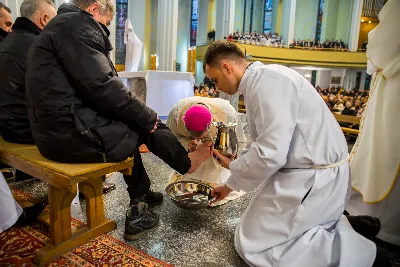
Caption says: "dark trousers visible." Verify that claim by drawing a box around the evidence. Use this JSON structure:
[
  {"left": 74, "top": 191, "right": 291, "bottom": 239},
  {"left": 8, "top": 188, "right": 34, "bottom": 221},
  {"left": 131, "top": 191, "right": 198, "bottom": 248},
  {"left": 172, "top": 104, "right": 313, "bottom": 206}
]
[{"left": 123, "top": 122, "right": 191, "bottom": 199}]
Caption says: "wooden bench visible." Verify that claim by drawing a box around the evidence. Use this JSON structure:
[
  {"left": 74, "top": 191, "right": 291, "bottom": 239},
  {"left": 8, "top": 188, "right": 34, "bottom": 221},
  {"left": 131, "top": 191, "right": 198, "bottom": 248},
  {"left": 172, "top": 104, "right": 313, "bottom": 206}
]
[
  {"left": 0, "top": 137, "right": 133, "bottom": 266},
  {"left": 333, "top": 113, "right": 361, "bottom": 135}
]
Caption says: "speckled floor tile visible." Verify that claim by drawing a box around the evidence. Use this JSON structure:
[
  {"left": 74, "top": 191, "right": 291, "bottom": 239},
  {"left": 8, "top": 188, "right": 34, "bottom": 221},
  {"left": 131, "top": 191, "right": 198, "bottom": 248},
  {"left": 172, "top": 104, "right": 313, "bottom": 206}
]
[{"left": 10, "top": 152, "right": 252, "bottom": 267}]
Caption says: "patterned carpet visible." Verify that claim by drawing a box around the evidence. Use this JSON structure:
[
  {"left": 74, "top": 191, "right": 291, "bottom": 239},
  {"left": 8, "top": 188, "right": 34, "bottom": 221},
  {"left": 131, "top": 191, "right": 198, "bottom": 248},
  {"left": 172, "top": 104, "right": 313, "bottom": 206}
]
[{"left": 0, "top": 188, "right": 172, "bottom": 267}]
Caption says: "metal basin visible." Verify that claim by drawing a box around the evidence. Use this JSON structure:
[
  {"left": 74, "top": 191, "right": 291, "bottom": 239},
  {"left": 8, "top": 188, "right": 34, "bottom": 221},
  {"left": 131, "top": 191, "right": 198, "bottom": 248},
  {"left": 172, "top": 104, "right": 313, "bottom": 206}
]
[{"left": 165, "top": 182, "right": 214, "bottom": 210}]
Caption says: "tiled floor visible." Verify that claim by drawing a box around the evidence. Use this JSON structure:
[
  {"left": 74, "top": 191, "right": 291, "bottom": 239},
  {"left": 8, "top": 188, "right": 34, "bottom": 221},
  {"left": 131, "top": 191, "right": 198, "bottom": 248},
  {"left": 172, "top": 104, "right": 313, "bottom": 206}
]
[{"left": 10, "top": 139, "right": 400, "bottom": 267}]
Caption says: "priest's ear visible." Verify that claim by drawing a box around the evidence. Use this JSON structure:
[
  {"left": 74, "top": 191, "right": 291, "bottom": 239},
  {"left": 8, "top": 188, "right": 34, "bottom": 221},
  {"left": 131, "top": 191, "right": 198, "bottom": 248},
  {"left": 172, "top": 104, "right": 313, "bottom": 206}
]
[{"left": 222, "top": 63, "right": 233, "bottom": 75}]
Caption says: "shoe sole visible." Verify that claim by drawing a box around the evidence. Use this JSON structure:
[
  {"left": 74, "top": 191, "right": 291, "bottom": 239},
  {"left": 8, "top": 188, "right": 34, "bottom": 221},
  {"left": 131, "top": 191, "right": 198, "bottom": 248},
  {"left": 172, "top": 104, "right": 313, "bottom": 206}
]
[
  {"left": 123, "top": 228, "right": 154, "bottom": 241},
  {"left": 123, "top": 221, "right": 160, "bottom": 241}
]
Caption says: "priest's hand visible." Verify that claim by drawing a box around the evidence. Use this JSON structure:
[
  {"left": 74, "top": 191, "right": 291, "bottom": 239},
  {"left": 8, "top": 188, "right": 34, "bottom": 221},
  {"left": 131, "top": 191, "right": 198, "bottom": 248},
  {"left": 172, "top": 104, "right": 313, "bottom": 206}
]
[
  {"left": 213, "top": 150, "right": 236, "bottom": 169},
  {"left": 210, "top": 185, "right": 233, "bottom": 205}
]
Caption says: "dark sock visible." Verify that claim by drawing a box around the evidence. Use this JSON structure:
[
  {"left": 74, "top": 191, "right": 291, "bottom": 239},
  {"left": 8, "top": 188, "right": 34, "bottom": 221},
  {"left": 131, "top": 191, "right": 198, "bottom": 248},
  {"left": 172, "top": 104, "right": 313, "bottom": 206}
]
[{"left": 15, "top": 203, "right": 45, "bottom": 226}]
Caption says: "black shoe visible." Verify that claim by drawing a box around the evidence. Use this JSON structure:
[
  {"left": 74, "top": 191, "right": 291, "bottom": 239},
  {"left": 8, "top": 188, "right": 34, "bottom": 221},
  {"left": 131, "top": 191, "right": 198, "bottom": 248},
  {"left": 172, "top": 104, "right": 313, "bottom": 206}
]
[
  {"left": 347, "top": 215, "right": 381, "bottom": 239},
  {"left": 14, "top": 170, "right": 34, "bottom": 182},
  {"left": 124, "top": 202, "right": 159, "bottom": 240},
  {"left": 130, "top": 190, "right": 163, "bottom": 208},
  {"left": 373, "top": 246, "right": 393, "bottom": 267},
  {"left": 15, "top": 203, "right": 45, "bottom": 226}
]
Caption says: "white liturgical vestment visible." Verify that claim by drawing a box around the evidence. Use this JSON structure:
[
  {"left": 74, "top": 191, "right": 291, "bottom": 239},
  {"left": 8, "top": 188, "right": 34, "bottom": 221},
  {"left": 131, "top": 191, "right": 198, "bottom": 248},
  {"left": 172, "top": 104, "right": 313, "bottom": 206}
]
[
  {"left": 0, "top": 172, "right": 22, "bottom": 232},
  {"left": 347, "top": 0, "right": 400, "bottom": 246},
  {"left": 226, "top": 62, "right": 376, "bottom": 267}
]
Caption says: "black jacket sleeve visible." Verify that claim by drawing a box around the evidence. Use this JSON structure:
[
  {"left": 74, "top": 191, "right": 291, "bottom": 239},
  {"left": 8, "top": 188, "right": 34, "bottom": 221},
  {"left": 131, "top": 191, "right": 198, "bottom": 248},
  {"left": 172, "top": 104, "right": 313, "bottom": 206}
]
[{"left": 53, "top": 21, "right": 157, "bottom": 133}]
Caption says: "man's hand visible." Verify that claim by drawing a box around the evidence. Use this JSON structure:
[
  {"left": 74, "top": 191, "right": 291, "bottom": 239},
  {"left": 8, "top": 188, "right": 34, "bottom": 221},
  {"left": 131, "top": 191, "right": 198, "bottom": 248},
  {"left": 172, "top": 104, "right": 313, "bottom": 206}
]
[
  {"left": 188, "top": 139, "right": 198, "bottom": 152},
  {"left": 213, "top": 150, "right": 236, "bottom": 169},
  {"left": 149, "top": 122, "right": 157, "bottom": 133},
  {"left": 210, "top": 185, "right": 233, "bottom": 205}
]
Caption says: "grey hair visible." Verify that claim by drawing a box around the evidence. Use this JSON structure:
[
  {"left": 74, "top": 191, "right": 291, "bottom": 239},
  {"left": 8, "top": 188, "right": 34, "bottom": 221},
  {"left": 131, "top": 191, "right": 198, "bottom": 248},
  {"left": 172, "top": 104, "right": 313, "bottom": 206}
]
[
  {"left": 20, "top": 0, "right": 55, "bottom": 20},
  {"left": 71, "top": 0, "right": 115, "bottom": 15},
  {"left": 0, "top": 3, "right": 11, "bottom": 14}
]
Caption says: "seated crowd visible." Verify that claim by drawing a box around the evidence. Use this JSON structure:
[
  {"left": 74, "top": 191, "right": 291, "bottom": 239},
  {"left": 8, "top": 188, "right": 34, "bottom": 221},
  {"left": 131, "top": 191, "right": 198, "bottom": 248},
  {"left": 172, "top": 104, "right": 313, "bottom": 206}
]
[
  {"left": 194, "top": 84, "right": 220, "bottom": 98},
  {"left": 226, "top": 30, "right": 284, "bottom": 46},
  {"left": 316, "top": 86, "right": 370, "bottom": 117},
  {"left": 290, "top": 39, "right": 348, "bottom": 50}
]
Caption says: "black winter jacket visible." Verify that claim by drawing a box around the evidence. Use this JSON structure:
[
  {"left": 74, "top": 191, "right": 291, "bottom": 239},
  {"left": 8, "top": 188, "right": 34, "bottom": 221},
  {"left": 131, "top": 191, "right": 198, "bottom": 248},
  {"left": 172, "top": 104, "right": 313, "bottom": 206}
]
[
  {"left": 0, "top": 28, "right": 7, "bottom": 42},
  {"left": 26, "top": 4, "right": 157, "bottom": 163},
  {"left": 0, "top": 17, "right": 40, "bottom": 144}
]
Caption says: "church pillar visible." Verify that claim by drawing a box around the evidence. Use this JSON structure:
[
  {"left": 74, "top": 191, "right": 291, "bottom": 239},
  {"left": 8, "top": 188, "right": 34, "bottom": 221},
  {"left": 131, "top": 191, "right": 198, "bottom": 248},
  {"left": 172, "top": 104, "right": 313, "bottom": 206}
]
[
  {"left": 197, "top": 0, "right": 209, "bottom": 45},
  {"left": 215, "top": 0, "right": 235, "bottom": 41},
  {"left": 281, "top": 0, "right": 297, "bottom": 45},
  {"left": 348, "top": 0, "right": 363, "bottom": 51},
  {"left": 157, "top": 0, "right": 178, "bottom": 71}
]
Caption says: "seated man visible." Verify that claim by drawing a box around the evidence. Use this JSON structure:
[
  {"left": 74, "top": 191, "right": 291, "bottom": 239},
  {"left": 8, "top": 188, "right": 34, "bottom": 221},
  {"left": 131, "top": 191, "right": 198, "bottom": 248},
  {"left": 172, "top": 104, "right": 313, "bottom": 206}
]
[
  {"left": 0, "top": 0, "right": 58, "bottom": 182},
  {"left": 25, "top": 0, "right": 211, "bottom": 240},
  {"left": 166, "top": 96, "right": 246, "bottom": 206}
]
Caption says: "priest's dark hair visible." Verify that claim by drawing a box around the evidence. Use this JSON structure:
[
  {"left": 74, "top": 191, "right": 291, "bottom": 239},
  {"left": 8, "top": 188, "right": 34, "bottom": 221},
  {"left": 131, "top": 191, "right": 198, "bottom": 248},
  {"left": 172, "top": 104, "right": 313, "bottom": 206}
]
[{"left": 203, "top": 41, "right": 246, "bottom": 73}]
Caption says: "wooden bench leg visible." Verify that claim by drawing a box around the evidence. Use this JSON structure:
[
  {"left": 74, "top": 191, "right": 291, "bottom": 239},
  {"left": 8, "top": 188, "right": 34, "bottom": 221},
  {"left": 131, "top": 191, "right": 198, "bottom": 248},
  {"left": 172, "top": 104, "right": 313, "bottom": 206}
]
[
  {"left": 48, "top": 184, "right": 75, "bottom": 246},
  {"left": 79, "top": 176, "right": 105, "bottom": 228},
  {"left": 33, "top": 178, "right": 116, "bottom": 266}
]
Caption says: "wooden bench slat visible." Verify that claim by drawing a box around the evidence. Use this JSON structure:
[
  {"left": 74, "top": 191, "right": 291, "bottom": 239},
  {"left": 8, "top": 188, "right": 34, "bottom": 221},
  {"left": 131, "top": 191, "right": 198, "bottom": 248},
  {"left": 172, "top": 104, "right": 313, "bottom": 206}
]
[
  {"left": 333, "top": 113, "right": 361, "bottom": 125},
  {"left": 0, "top": 137, "right": 132, "bottom": 178},
  {"left": 341, "top": 127, "right": 360, "bottom": 135}
]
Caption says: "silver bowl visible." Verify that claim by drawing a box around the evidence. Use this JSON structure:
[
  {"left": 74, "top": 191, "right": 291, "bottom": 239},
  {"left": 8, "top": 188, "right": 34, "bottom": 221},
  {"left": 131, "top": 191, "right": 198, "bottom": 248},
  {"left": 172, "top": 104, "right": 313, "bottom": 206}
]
[{"left": 165, "top": 182, "right": 215, "bottom": 210}]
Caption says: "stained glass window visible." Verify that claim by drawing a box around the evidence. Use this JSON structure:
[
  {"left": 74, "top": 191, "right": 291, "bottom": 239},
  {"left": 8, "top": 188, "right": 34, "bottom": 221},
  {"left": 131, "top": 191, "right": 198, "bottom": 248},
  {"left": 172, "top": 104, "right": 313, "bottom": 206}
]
[
  {"left": 190, "top": 0, "right": 198, "bottom": 47},
  {"left": 315, "top": 0, "right": 324, "bottom": 42},
  {"left": 263, "top": 0, "right": 273, "bottom": 34},
  {"left": 116, "top": 0, "right": 129, "bottom": 65}
]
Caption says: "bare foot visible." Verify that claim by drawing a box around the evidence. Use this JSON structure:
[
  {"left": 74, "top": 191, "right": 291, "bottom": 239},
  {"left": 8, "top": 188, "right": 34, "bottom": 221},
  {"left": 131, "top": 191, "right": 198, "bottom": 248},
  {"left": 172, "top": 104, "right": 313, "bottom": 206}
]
[{"left": 187, "top": 143, "right": 213, "bottom": 174}]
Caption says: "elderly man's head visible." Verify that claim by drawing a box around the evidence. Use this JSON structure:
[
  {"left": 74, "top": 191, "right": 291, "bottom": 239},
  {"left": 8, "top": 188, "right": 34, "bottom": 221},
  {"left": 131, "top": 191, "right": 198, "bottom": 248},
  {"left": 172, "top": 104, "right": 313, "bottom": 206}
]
[
  {"left": 0, "top": 3, "right": 12, "bottom": 33},
  {"left": 183, "top": 104, "right": 213, "bottom": 142},
  {"left": 345, "top": 101, "right": 352, "bottom": 109},
  {"left": 71, "top": 0, "right": 114, "bottom": 26},
  {"left": 20, "top": 0, "right": 57, "bottom": 30},
  {"left": 354, "top": 100, "right": 361, "bottom": 108}
]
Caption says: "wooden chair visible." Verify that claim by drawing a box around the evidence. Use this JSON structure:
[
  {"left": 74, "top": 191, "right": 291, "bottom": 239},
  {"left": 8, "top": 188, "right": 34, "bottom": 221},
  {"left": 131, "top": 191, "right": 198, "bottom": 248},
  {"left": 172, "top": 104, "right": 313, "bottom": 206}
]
[
  {"left": 332, "top": 113, "right": 361, "bottom": 135},
  {"left": 0, "top": 137, "right": 133, "bottom": 266}
]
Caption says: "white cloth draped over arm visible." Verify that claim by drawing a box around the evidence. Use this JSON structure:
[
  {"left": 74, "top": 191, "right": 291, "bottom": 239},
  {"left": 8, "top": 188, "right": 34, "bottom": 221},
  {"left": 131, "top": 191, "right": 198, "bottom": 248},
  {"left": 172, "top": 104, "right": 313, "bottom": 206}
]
[{"left": 226, "top": 70, "right": 301, "bottom": 192}]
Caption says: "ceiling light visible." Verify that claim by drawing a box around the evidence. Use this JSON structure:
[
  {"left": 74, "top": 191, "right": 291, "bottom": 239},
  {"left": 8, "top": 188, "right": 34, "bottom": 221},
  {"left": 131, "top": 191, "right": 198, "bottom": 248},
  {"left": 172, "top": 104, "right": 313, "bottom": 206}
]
[{"left": 361, "top": 19, "right": 364, "bottom": 22}]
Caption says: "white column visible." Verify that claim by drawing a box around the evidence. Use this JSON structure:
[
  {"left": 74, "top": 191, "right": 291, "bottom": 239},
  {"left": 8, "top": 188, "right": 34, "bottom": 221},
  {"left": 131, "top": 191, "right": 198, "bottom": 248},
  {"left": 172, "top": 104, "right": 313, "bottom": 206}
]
[
  {"left": 348, "top": 0, "right": 363, "bottom": 52},
  {"left": 157, "top": 0, "right": 178, "bottom": 71},
  {"left": 359, "top": 71, "right": 366, "bottom": 90},
  {"left": 215, "top": 0, "right": 235, "bottom": 41},
  {"left": 197, "top": 0, "right": 209, "bottom": 45},
  {"left": 287, "top": 0, "right": 296, "bottom": 45},
  {"left": 3, "top": 0, "right": 21, "bottom": 22},
  {"left": 281, "top": 0, "right": 296, "bottom": 45}
]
